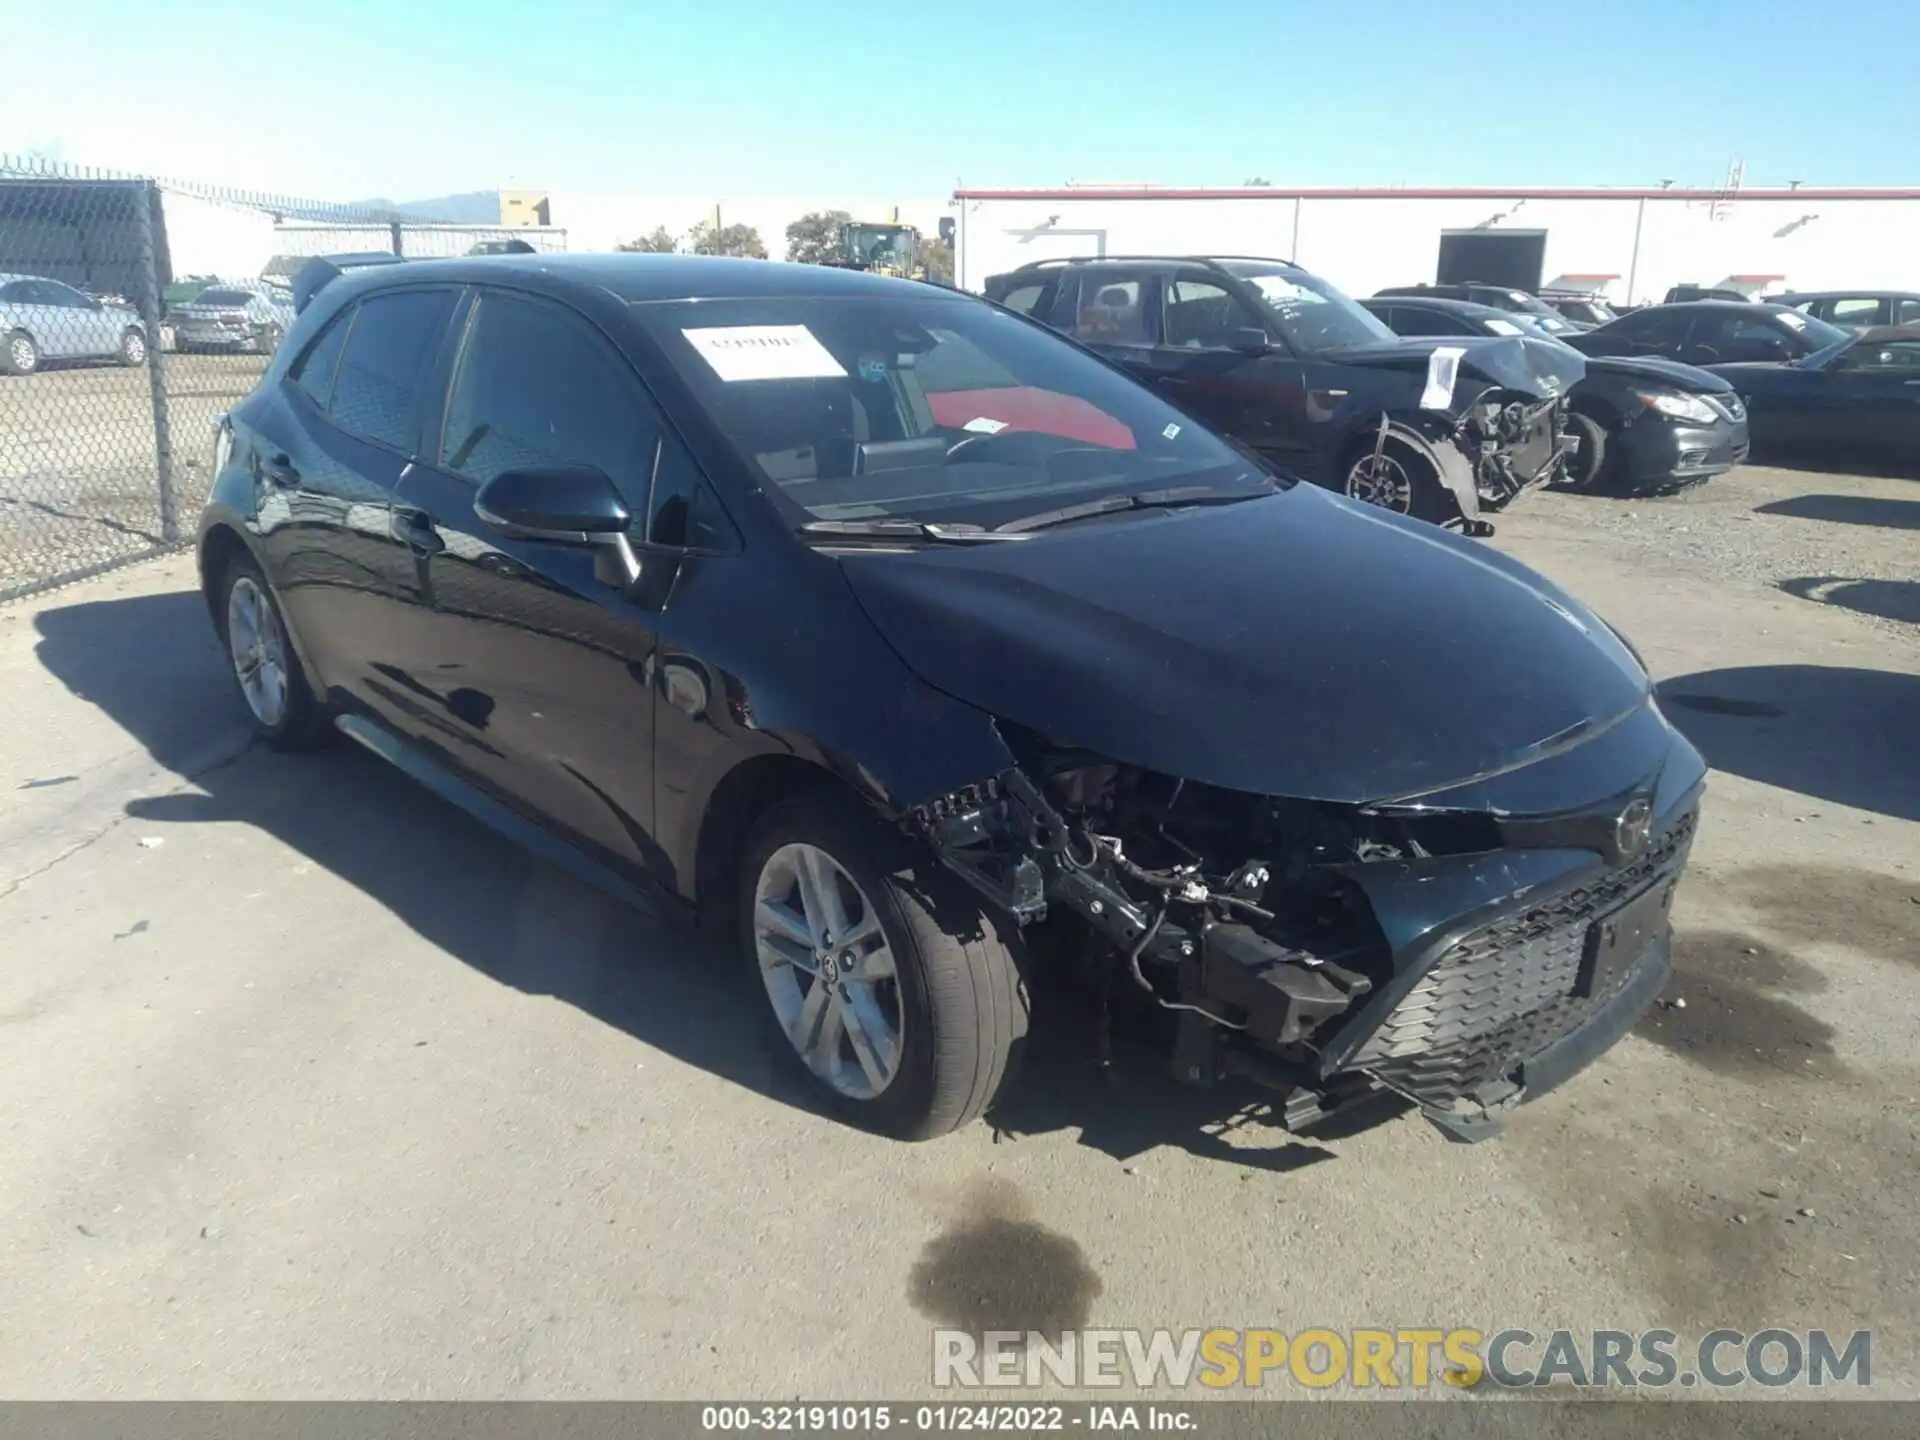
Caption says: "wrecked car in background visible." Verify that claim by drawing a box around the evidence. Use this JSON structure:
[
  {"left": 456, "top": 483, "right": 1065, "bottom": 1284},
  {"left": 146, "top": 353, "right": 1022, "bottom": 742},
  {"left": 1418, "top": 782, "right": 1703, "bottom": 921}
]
[
  {"left": 197, "top": 253, "right": 1702, "bottom": 1148},
  {"left": 986, "top": 255, "right": 1584, "bottom": 533}
]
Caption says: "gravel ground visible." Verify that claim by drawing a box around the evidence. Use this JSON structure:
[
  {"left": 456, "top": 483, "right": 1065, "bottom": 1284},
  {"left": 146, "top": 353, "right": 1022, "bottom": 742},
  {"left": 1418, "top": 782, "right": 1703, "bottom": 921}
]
[
  {"left": 0, "top": 353, "right": 258, "bottom": 598},
  {"left": 1504, "top": 464, "right": 1919, "bottom": 636}
]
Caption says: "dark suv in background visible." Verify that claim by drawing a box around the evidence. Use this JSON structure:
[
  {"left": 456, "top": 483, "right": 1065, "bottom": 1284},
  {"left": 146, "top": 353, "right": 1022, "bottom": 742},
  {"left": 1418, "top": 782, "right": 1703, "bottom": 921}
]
[{"left": 987, "top": 256, "right": 1583, "bottom": 531}]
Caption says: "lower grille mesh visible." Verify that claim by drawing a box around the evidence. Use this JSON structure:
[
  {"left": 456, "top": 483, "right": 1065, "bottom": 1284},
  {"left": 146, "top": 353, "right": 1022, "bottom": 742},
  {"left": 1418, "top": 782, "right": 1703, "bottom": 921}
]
[{"left": 1352, "top": 811, "right": 1697, "bottom": 1107}]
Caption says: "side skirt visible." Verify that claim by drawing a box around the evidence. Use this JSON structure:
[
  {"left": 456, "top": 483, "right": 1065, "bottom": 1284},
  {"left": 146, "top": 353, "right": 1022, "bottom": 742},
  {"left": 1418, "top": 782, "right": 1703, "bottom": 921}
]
[{"left": 332, "top": 713, "right": 682, "bottom": 926}]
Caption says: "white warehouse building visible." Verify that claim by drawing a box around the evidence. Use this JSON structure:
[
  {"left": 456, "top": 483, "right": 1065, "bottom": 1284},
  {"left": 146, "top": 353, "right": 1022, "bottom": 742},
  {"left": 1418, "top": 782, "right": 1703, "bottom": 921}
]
[{"left": 951, "top": 185, "right": 1920, "bottom": 306}]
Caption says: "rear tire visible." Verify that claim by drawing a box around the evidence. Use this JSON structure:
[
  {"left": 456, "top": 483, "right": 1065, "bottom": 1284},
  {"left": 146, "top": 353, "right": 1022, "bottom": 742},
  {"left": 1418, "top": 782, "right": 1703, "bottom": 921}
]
[
  {"left": 217, "top": 552, "right": 330, "bottom": 751},
  {"left": 2, "top": 330, "right": 38, "bottom": 376},
  {"left": 1558, "top": 411, "right": 1611, "bottom": 491},
  {"left": 119, "top": 327, "right": 148, "bottom": 367},
  {"left": 738, "top": 793, "right": 1027, "bottom": 1140}
]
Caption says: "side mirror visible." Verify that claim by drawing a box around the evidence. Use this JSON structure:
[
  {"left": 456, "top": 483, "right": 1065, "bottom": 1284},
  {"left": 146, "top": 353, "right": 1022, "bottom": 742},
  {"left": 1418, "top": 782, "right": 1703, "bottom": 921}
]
[
  {"left": 1227, "top": 326, "right": 1272, "bottom": 354},
  {"left": 474, "top": 465, "right": 642, "bottom": 585}
]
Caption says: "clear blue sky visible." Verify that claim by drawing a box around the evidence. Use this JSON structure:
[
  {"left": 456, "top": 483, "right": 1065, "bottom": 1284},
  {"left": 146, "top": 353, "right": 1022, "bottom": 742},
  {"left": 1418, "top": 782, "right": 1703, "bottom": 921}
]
[{"left": 7, "top": 0, "right": 1916, "bottom": 202}]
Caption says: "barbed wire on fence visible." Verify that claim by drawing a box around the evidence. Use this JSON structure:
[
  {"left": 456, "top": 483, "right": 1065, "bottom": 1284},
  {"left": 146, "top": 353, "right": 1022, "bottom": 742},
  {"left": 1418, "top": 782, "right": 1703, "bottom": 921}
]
[{"left": 0, "top": 152, "right": 568, "bottom": 601}]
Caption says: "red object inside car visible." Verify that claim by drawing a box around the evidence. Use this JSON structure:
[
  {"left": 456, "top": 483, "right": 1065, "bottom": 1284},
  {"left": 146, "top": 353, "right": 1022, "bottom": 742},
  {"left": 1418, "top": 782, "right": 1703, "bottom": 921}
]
[{"left": 928, "top": 387, "right": 1136, "bottom": 450}]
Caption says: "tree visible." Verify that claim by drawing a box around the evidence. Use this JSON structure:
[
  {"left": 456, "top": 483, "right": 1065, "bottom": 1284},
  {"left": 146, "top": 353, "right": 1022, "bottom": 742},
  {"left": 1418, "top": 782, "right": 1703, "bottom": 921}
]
[
  {"left": 617, "top": 226, "right": 680, "bottom": 253},
  {"left": 918, "top": 235, "right": 955, "bottom": 284},
  {"left": 786, "top": 209, "right": 853, "bottom": 265},
  {"left": 1242, "top": 176, "right": 1273, "bottom": 186},
  {"left": 688, "top": 220, "right": 767, "bottom": 259}
]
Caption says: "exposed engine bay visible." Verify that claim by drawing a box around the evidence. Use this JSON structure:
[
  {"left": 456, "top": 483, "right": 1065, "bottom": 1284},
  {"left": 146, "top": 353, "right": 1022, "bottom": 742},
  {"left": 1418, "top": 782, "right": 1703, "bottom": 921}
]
[
  {"left": 1458, "top": 391, "right": 1575, "bottom": 510},
  {"left": 908, "top": 725, "right": 1696, "bottom": 1141}
]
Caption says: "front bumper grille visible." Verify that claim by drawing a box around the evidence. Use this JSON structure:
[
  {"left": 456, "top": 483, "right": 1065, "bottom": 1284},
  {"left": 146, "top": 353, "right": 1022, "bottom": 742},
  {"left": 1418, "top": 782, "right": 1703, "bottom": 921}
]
[{"left": 1350, "top": 809, "right": 1696, "bottom": 1109}]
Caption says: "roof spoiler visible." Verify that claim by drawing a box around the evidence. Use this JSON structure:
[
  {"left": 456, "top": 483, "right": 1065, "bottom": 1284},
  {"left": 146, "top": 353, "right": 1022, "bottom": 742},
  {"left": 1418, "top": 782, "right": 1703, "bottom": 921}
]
[{"left": 292, "top": 252, "right": 406, "bottom": 313}]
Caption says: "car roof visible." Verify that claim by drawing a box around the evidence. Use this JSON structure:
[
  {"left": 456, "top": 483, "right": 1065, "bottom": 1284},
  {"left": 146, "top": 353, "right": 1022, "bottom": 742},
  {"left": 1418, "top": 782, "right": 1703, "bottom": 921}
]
[
  {"left": 1002, "top": 255, "right": 1300, "bottom": 277},
  {"left": 343, "top": 252, "right": 951, "bottom": 305},
  {"left": 1642, "top": 300, "right": 1796, "bottom": 315},
  {"left": 1364, "top": 295, "right": 1508, "bottom": 318}
]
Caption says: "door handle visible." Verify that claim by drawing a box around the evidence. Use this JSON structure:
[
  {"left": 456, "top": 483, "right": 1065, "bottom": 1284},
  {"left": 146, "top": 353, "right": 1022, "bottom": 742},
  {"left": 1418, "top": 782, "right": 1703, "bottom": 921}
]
[
  {"left": 393, "top": 506, "right": 446, "bottom": 557},
  {"left": 261, "top": 454, "right": 299, "bottom": 488}
]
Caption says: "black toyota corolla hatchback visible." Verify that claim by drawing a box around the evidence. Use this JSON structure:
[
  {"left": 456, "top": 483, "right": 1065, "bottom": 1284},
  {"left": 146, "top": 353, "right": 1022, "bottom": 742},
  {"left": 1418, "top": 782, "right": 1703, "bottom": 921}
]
[{"left": 198, "top": 253, "right": 1704, "bottom": 1143}]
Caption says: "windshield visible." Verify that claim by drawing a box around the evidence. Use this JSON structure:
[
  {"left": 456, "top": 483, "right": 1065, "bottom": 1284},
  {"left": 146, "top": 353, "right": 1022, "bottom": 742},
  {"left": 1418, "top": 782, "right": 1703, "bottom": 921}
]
[
  {"left": 632, "top": 293, "right": 1267, "bottom": 529},
  {"left": 1217, "top": 263, "right": 1397, "bottom": 353},
  {"left": 196, "top": 288, "right": 257, "bottom": 306},
  {"left": 1501, "top": 311, "right": 1581, "bottom": 340},
  {"left": 1770, "top": 307, "right": 1850, "bottom": 351}
]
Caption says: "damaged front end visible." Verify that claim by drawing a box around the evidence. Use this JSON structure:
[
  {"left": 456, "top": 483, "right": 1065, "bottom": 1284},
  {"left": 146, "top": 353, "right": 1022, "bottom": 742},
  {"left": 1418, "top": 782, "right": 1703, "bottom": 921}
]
[
  {"left": 1362, "top": 336, "right": 1586, "bottom": 531},
  {"left": 908, "top": 730, "right": 1697, "bottom": 1143}
]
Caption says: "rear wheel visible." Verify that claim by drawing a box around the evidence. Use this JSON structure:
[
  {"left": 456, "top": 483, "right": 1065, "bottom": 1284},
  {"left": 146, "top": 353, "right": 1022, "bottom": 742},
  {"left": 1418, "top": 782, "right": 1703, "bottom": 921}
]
[
  {"left": 739, "top": 794, "right": 1027, "bottom": 1139},
  {"left": 119, "top": 327, "right": 147, "bottom": 366},
  {"left": 2, "top": 331, "right": 38, "bottom": 376},
  {"left": 218, "top": 553, "right": 329, "bottom": 749}
]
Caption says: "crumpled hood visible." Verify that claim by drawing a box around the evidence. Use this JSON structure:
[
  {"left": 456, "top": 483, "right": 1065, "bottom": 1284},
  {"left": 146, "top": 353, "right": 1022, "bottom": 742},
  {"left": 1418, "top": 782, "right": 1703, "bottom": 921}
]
[
  {"left": 837, "top": 484, "right": 1650, "bottom": 805},
  {"left": 1320, "top": 335, "right": 1586, "bottom": 405},
  {"left": 1581, "top": 353, "right": 1735, "bottom": 393}
]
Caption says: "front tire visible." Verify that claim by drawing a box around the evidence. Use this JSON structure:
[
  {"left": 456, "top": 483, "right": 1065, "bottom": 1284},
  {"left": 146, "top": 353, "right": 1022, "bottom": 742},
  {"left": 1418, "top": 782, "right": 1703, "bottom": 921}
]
[
  {"left": 217, "top": 552, "right": 329, "bottom": 750},
  {"left": 2, "top": 330, "right": 38, "bottom": 376},
  {"left": 119, "top": 327, "right": 148, "bottom": 367},
  {"left": 1558, "top": 411, "right": 1611, "bottom": 491},
  {"left": 1343, "top": 438, "right": 1446, "bottom": 521},
  {"left": 739, "top": 794, "right": 1027, "bottom": 1139}
]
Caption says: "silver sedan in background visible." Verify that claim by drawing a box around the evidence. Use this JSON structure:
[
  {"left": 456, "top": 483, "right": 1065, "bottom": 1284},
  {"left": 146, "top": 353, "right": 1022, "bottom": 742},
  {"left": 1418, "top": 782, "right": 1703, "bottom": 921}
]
[
  {"left": 0, "top": 272, "right": 150, "bottom": 375},
  {"left": 169, "top": 283, "right": 296, "bottom": 355}
]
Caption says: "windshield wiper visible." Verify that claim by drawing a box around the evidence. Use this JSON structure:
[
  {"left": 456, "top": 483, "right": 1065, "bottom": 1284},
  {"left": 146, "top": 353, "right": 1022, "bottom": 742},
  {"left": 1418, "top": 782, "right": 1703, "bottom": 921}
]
[
  {"left": 797, "top": 518, "right": 1033, "bottom": 543},
  {"left": 995, "top": 481, "right": 1274, "bottom": 534}
]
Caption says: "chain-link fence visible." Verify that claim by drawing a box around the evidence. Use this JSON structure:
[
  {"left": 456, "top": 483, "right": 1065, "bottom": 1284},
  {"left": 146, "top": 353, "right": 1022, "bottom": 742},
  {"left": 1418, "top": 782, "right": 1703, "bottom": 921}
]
[{"left": 0, "top": 154, "right": 568, "bottom": 601}]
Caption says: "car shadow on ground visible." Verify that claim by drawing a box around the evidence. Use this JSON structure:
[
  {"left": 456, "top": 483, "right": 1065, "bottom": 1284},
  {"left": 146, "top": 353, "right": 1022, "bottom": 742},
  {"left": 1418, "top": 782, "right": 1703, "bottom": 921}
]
[
  {"left": 1777, "top": 575, "right": 1920, "bottom": 626},
  {"left": 1656, "top": 664, "right": 1920, "bottom": 822},
  {"left": 32, "top": 588, "right": 1396, "bottom": 1167},
  {"left": 1755, "top": 493, "right": 1920, "bottom": 530}
]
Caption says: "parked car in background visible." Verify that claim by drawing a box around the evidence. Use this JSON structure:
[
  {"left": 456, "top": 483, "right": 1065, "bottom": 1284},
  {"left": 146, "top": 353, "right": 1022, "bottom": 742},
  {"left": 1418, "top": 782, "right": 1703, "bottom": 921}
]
[
  {"left": 1769, "top": 291, "right": 1920, "bottom": 332},
  {"left": 1708, "top": 322, "right": 1920, "bottom": 470},
  {"left": 1567, "top": 302, "right": 1851, "bottom": 368},
  {"left": 1363, "top": 296, "right": 1748, "bottom": 494},
  {"left": 1662, "top": 285, "right": 1761, "bottom": 304},
  {"left": 986, "top": 256, "right": 1583, "bottom": 530},
  {"left": 1372, "top": 282, "right": 1585, "bottom": 328},
  {"left": 169, "top": 283, "right": 297, "bottom": 355},
  {"left": 198, "top": 251, "right": 1703, "bottom": 1144},
  {"left": 0, "top": 272, "right": 150, "bottom": 375},
  {"left": 1539, "top": 290, "right": 1619, "bottom": 328}
]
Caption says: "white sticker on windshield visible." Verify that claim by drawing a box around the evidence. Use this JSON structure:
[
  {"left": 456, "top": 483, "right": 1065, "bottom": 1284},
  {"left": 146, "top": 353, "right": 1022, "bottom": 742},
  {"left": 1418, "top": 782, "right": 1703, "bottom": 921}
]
[
  {"left": 1777, "top": 311, "right": 1807, "bottom": 330},
  {"left": 1249, "top": 274, "right": 1325, "bottom": 307},
  {"left": 682, "top": 325, "right": 847, "bottom": 381},
  {"left": 1485, "top": 318, "right": 1524, "bottom": 336},
  {"left": 1162, "top": 422, "right": 1182, "bottom": 439},
  {"left": 1421, "top": 347, "right": 1465, "bottom": 411},
  {"left": 963, "top": 416, "right": 1010, "bottom": 434}
]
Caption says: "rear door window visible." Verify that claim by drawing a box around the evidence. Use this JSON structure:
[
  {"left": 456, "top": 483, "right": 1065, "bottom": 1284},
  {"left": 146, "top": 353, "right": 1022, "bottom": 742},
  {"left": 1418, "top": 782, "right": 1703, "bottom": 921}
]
[
  {"left": 1066, "top": 271, "right": 1156, "bottom": 347},
  {"left": 1829, "top": 297, "right": 1884, "bottom": 326},
  {"left": 995, "top": 283, "right": 1048, "bottom": 316},
  {"left": 327, "top": 289, "right": 458, "bottom": 452}
]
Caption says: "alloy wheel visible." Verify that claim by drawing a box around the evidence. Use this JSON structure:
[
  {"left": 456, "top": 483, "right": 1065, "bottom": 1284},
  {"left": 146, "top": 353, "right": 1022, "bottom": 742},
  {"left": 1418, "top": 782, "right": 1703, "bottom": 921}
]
[
  {"left": 226, "top": 575, "right": 290, "bottom": 728},
  {"left": 8, "top": 336, "right": 36, "bottom": 373},
  {"left": 124, "top": 330, "right": 147, "bottom": 365},
  {"left": 752, "top": 842, "right": 905, "bottom": 1100},
  {"left": 1346, "top": 452, "right": 1414, "bottom": 513}
]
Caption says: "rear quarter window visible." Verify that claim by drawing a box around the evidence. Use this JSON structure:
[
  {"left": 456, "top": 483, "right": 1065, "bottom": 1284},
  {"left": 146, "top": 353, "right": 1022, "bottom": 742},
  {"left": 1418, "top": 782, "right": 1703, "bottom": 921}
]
[{"left": 326, "top": 289, "right": 458, "bottom": 451}]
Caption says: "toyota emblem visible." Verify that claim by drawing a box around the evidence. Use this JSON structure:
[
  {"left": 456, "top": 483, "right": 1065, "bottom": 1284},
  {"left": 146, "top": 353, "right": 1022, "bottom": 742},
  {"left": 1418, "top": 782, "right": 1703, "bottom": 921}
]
[{"left": 1613, "top": 798, "right": 1654, "bottom": 863}]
